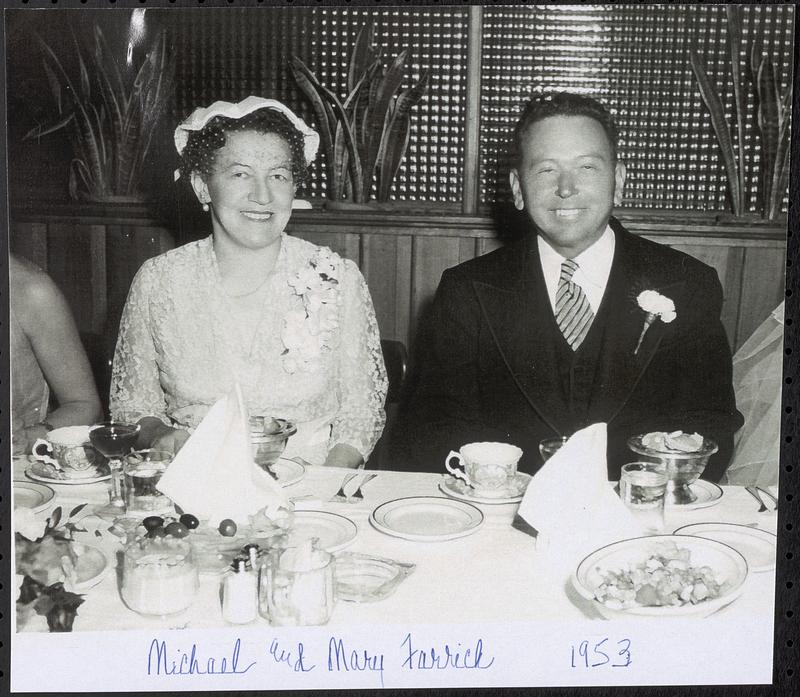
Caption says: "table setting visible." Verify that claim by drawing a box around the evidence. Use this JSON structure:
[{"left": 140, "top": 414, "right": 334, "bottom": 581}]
[{"left": 13, "top": 396, "right": 778, "bottom": 632}]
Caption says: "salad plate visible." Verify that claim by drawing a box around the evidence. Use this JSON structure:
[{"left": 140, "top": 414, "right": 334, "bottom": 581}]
[
  {"left": 26, "top": 460, "right": 110, "bottom": 485},
  {"left": 370, "top": 496, "right": 484, "bottom": 542},
  {"left": 286, "top": 510, "right": 358, "bottom": 552},
  {"left": 674, "top": 522, "right": 776, "bottom": 573},
  {"left": 14, "top": 481, "right": 55, "bottom": 513},
  {"left": 439, "top": 473, "right": 531, "bottom": 505}
]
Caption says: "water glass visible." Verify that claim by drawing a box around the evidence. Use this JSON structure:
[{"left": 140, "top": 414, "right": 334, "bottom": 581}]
[
  {"left": 538, "top": 436, "right": 568, "bottom": 462},
  {"left": 619, "top": 462, "right": 668, "bottom": 533},
  {"left": 123, "top": 450, "right": 172, "bottom": 514}
]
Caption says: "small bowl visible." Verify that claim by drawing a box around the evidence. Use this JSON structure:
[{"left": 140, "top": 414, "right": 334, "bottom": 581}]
[
  {"left": 250, "top": 418, "right": 297, "bottom": 474},
  {"left": 572, "top": 534, "right": 748, "bottom": 620},
  {"left": 627, "top": 434, "right": 718, "bottom": 505}
]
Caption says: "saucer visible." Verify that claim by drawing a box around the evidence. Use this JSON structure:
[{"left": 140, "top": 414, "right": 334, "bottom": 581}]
[
  {"left": 370, "top": 496, "right": 484, "bottom": 542},
  {"left": 439, "top": 473, "right": 531, "bottom": 504},
  {"left": 26, "top": 460, "right": 110, "bottom": 485},
  {"left": 673, "top": 480, "right": 723, "bottom": 510}
]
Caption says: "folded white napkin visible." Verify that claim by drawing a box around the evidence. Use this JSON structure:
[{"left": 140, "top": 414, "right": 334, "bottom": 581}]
[
  {"left": 157, "top": 384, "right": 290, "bottom": 527},
  {"left": 517, "top": 423, "right": 644, "bottom": 582}
]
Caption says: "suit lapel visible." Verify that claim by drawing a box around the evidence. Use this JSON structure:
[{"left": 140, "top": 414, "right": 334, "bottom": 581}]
[
  {"left": 473, "top": 236, "right": 572, "bottom": 435},
  {"left": 588, "top": 225, "right": 684, "bottom": 424}
]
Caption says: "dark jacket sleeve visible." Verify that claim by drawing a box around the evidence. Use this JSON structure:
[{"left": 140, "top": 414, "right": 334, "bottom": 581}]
[
  {"left": 388, "top": 268, "right": 510, "bottom": 471},
  {"left": 609, "top": 262, "right": 743, "bottom": 481}
]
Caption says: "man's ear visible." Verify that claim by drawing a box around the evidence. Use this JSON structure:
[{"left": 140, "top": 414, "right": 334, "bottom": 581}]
[
  {"left": 190, "top": 172, "right": 210, "bottom": 206},
  {"left": 509, "top": 169, "right": 524, "bottom": 211},
  {"left": 613, "top": 162, "right": 627, "bottom": 206}
]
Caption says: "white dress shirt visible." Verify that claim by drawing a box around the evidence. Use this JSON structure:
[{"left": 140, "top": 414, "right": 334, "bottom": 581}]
[{"left": 537, "top": 225, "right": 616, "bottom": 315}]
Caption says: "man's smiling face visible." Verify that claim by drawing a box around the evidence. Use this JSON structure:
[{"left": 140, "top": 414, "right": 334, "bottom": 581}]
[{"left": 509, "top": 115, "right": 626, "bottom": 258}]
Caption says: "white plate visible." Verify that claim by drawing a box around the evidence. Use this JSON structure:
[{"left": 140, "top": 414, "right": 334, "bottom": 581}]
[
  {"left": 439, "top": 473, "right": 531, "bottom": 504},
  {"left": 271, "top": 458, "right": 305, "bottom": 487},
  {"left": 14, "top": 481, "right": 55, "bottom": 513},
  {"left": 674, "top": 523, "right": 777, "bottom": 573},
  {"left": 674, "top": 480, "right": 724, "bottom": 510},
  {"left": 573, "top": 534, "right": 749, "bottom": 620},
  {"left": 286, "top": 511, "right": 358, "bottom": 552},
  {"left": 370, "top": 496, "right": 484, "bottom": 542},
  {"left": 25, "top": 460, "right": 110, "bottom": 485},
  {"left": 70, "top": 543, "right": 110, "bottom": 591}
]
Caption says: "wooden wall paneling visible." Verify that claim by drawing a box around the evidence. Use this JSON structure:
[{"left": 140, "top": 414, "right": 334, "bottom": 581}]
[
  {"left": 292, "top": 231, "right": 362, "bottom": 266},
  {"left": 45, "top": 222, "right": 95, "bottom": 334},
  {"left": 476, "top": 236, "right": 504, "bottom": 257},
  {"left": 88, "top": 224, "right": 108, "bottom": 335},
  {"left": 10, "top": 221, "right": 48, "bottom": 271},
  {"left": 394, "top": 235, "right": 414, "bottom": 349},
  {"left": 361, "top": 233, "right": 401, "bottom": 342},
  {"left": 670, "top": 243, "right": 744, "bottom": 351},
  {"left": 410, "top": 235, "right": 465, "bottom": 348},
  {"left": 736, "top": 245, "right": 787, "bottom": 349}
]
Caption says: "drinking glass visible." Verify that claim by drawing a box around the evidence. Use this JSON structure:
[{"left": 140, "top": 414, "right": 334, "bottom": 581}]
[
  {"left": 619, "top": 462, "right": 668, "bottom": 533},
  {"left": 89, "top": 421, "right": 141, "bottom": 507},
  {"left": 123, "top": 449, "right": 172, "bottom": 514},
  {"left": 538, "top": 436, "right": 568, "bottom": 462}
]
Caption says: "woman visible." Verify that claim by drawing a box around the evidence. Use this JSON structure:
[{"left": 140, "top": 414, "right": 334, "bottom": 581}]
[
  {"left": 10, "top": 254, "right": 102, "bottom": 454},
  {"left": 110, "top": 96, "right": 387, "bottom": 468}
]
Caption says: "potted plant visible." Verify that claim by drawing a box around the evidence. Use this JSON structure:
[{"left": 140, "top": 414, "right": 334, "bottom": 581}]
[
  {"left": 289, "top": 22, "right": 430, "bottom": 207},
  {"left": 689, "top": 5, "right": 792, "bottom": 221},
  {"left": 23, "top": 12, "right": 175, "bottom": 203}
]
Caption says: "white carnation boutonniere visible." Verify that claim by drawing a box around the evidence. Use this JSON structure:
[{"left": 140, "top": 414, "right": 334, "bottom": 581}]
[
  {"left": 282, "top": 249, "right": 341, "bottom": 374},
  {"left": 635, "top": 290, "right": 676, "bottom": 354}
]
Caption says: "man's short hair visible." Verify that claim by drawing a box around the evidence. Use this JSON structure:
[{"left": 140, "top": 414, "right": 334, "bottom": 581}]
[{"left": 512, "top": 92, "right": 619, "bottom": 166}]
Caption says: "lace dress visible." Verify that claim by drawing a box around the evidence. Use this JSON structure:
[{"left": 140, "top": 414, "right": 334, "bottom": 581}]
[{"left": 110, "top": 234, "right": 387, "bottom": 465}]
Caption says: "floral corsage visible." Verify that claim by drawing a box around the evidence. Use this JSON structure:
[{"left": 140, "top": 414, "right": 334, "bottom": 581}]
[
  {"left": 282, "top": 248, "right": 341, "bottom": 373},
  {"left": 635, "top": 290, "right": 676, "bottom": 354}
]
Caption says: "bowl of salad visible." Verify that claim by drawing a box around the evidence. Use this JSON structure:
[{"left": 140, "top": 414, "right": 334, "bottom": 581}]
[{"left": 573, "top": 535, "right": 748, "bottom": 619}]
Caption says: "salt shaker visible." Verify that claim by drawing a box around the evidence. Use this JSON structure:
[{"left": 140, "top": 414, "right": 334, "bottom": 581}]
[{"left": 222, "top": 556, "right": 258, "bottom": 624}]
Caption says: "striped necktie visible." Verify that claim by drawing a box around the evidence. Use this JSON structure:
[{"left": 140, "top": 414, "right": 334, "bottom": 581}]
[{"left": 555, "top": 258, "right": 595, "bottom": 351}]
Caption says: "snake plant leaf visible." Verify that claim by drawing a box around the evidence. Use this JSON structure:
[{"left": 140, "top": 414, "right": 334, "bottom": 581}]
[
  {"left": 289, "top": 57, "right": 336, "bottom": 166},
  {"left": 41, "top": 58, "right": 63, "bottom": 115},
  {"left": 725, "top": 4, "right": 746, "bottom": 212},
  {"left": 361, "top": 50, "right": 409, "bottom": 196},
  {"left": 376, "top": 70, "right": 430, "bottom": 202},
  {"left": 290, "top": 56, "right": 364, "bottom": 202},
  {"left": 348, "top": 22, "right": 378, "bottom": 95},
  {"left": 23, "top": 112, "right": 75, "bottom": 142},
  {"left": 756, "top": 57, "right": 780, "bottom": 217},
  {"left": 94, "top": 25, "right": 127, "bottom": 112},
  {"left": 689, "top": 49, "right": 741, "bottom": 215},
  {"left": 769, "top": 87, "right": 792, "bottom": 219}
]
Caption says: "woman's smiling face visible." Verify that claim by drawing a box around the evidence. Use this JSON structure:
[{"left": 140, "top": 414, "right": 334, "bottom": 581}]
[{"left": 192, "top": 129, "right": 296, "bottom": 252}]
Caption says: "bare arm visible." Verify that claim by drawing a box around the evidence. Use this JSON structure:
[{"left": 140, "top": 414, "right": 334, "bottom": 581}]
[{"left": 15, "top": 261, "right": 102, "bottom": 447}]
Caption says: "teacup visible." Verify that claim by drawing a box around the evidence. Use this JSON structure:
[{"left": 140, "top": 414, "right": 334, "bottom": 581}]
[
  {"left": 32, "top": 425, "right": 99, "bottom": 477},
  {"left": 445, "top": 442, "right": 523, "bottom": 496}
]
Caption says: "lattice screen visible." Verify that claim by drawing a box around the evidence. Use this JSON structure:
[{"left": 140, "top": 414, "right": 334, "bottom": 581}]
[
  {"left": 480, "top": 4, "right": 794, "bottom": 212},
  {"left": 163, "top": 7, "right": 468, "bottom": 203}
]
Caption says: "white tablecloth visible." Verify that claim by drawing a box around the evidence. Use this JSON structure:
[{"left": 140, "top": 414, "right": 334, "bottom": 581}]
[{"left": 12, "top": 458, "right": 777, "bottom": 632}]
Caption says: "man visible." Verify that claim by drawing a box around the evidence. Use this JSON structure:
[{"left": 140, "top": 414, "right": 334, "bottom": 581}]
[{"left": 390, "top": 92, "right": 742, "bottom": 480}]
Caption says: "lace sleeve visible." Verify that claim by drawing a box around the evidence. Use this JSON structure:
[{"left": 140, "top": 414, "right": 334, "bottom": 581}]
[
  {"left": 109, "top": 262, "right": 169, "bottom": 425},
  {"left": 329, "top": 259, "right": 388, "bottom": 461}
]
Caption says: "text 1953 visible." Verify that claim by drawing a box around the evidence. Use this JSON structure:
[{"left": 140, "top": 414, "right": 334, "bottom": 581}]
[{"left": 570, "top": 638, "right": 632, "bottom": 668}]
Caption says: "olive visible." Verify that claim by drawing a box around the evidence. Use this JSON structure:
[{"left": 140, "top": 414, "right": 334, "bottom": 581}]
[
  {"left": 165, "top": 521, "right": 190, "bottom": 538},
  {"left": 218, "top": 519, "right": 238, "bottom": 537},
  {"left": 142, "top": 516, "right": 164, "bottom": 531},
  {"left": 179, "top": 513, "right": 200, "bottom": 530},
  {"left": 148, "top": 526, "right": 167, "bottom": 539}
]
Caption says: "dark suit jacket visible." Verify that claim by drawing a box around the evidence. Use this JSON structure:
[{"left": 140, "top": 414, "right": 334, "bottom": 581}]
[{"left": 389, "top": 218, "right": 743, "bottom": 481}]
